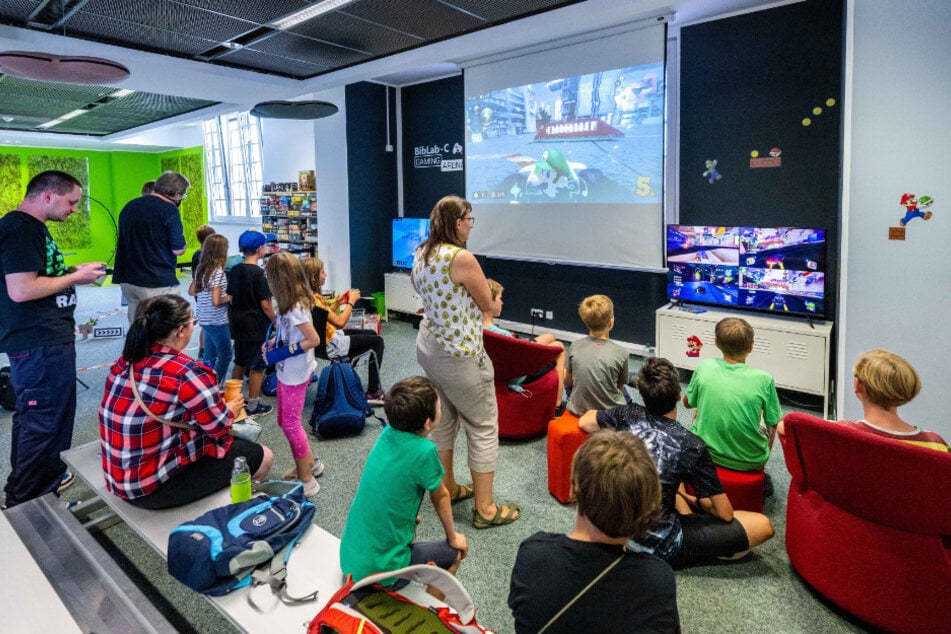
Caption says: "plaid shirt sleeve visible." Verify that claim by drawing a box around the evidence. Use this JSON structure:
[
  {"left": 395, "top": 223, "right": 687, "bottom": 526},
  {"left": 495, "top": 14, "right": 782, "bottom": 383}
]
[{"left": 99, "top": 346, "right": 233, "bottom": 500}]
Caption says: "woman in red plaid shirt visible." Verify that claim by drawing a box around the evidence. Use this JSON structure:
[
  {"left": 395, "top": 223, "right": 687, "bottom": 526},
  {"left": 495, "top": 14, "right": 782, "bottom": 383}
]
[{"left": 99, "top": 294, "right": 273, "bottom": 508}]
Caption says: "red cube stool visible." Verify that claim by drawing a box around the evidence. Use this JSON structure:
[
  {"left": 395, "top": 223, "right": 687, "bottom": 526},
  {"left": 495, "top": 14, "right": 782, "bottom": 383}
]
[
  {"left": 711, "top": 466, "right": 765, "bottom": 513},
  {"left": 547, "top": 411, "right": 589, "bottom": 503}
]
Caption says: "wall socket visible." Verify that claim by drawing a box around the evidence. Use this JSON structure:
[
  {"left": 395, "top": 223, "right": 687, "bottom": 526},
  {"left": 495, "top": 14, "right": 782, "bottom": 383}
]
[
  {"left": 545, "top": 310, "right": 554, "bottom": 320},
  {"left": 530, "top": 308, "right": 544, "bottom": 319}
]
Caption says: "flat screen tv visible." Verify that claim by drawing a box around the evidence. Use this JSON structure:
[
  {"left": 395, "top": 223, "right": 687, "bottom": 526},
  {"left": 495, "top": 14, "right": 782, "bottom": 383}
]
[
  {"left": 392, "top": 217, "right": 430, "bottom": 270},
  {"left": 666, "top": 225, "right": 826, "bottom": 318}
]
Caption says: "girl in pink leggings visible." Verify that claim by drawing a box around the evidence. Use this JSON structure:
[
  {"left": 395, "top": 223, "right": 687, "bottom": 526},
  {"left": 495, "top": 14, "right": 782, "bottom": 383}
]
[{"left": 264, "top": 253, "right": 324, "bottom": 496}]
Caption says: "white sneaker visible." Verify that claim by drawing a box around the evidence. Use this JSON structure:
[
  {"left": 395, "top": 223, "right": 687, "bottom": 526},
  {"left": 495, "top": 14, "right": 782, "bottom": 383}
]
[
  {"left": 282, "top": 458, "right": 325, "bottom": 480},
  {"left": 311, "top": 458, "right": 325, "bottom": 477},
  {"left": 302, "top": 477, "right": 320, "bottom": 497}
]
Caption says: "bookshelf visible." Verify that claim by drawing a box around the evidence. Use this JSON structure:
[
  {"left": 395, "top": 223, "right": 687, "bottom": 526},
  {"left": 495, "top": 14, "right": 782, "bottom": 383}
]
[{"left": 260, "top": 190, "right": 318, "bottom": 258}]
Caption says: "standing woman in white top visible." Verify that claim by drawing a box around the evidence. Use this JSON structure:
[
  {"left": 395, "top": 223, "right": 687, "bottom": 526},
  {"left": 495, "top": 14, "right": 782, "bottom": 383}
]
[
  {"left": 412, "top": 195, "right": 520, "bottom": 529},
  {"left": 188, "top": 234, "right": 232, "bottom": 388}
]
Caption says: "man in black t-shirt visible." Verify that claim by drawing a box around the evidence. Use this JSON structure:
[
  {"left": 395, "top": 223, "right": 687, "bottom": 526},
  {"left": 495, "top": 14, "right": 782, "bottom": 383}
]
[
  {"left": 113, "top": 171, "right": 188, "bottom": 323},
  {"left": 227, "top": 230, "right": 276, "bottom": 415},
  {"left": 0, "top": 171, "right": 106, "bottom": 508}
]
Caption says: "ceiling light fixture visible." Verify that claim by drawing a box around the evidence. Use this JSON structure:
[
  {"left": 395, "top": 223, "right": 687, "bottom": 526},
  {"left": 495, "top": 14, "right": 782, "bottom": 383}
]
[
  {"left": 270, "top": 0, "right": 356, "bottom": 30},
  {"left": 0, "top": 51, "right": 130, "bottom": 84}
]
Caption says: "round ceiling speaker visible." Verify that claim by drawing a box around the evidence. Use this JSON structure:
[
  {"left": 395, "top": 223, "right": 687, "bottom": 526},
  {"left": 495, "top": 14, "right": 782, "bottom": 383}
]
[
  {"left": 251, "top": 100, "right": 339, "bottom": 120},
  {"left": 0, "top": 51, "right": 130, "bottom": 84}
]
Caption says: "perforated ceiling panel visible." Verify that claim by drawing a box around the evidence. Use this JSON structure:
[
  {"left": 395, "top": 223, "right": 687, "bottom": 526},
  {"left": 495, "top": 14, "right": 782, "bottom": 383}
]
[
  {"left": 0, "top": 0, "right": 584, "bottom": 79},
  {"left": 288, "top": 11, "right": 418, "bottom": 57},
  {"left": 0, "top": 75, "right": 217, "bottom": 135},
  {"left": 0, "top": 0, "right": 585, "bottom": 136}
]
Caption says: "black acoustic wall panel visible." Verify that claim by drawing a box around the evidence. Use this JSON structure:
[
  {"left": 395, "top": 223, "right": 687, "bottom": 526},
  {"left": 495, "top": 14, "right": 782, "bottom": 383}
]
[
  {"left": 401, "top": 74, "right": 465, "bottom": 216},
  {"left": 347, "top": 81, "right": 398, "bottom": 296},
  {"left": 680, "top": 0, "right": 843, "bottom": 321}
]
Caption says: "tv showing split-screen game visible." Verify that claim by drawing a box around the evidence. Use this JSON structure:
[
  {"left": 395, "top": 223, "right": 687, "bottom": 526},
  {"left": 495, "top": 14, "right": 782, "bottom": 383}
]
[{"left": 666, "top": 225, "right": 826, "bottom": 318}]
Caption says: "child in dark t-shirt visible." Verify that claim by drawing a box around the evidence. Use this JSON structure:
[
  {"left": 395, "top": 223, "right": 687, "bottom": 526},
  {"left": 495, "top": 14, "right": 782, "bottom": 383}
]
[
  {"left": 509, "top": 430, "right": 679, "bottom": 633},
  {"left": 227, "top": 230, "right": 276, "bottom": 415}
]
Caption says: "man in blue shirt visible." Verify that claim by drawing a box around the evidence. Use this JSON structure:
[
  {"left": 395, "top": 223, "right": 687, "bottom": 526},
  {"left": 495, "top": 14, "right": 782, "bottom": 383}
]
[{"left": 113, "top": 171, "right": 188, "bottom": 323}]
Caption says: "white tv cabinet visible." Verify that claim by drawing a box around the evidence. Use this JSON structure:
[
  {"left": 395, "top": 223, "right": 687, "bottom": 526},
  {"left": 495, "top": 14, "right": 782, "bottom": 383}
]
[
  {"left": 384, "top": 272, "right": 424, "bottom": 318},
  {"left": 655, "top": 304, "right": 833, "bottom": 418}
]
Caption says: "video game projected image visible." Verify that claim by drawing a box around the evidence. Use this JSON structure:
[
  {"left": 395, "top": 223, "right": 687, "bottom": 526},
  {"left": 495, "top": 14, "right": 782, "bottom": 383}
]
[
  {"left": 739, "top": 227, "right": 825, "bottom": 271},
  {"left": 666, "top": 225, "right": 738, "bottom": 264},
  {"left": 392, "top": 218, "right": 430, "bottom": 269},
  {"left": 668, "top": 263, "right": 740, "bottom": 305},
  {"left": 466, "top": 62, "right": 664, "bottom": 205},
  {"left": 739, "top": 268, "right": 824, "bottom": 315},
  {"left": 667, "top": 225, "right": 827, "bottom": 318}
]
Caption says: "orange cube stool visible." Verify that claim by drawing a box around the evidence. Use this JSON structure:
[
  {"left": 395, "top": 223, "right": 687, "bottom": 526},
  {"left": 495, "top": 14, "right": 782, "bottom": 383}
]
[{"left": 547, "top": 411, "right": 589, "bottom": 503}]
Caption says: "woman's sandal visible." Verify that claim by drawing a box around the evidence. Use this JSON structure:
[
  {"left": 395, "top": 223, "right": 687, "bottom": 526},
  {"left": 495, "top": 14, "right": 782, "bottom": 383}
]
[
  {"left": 472, "top": 502, "right": 521, "bottom": 529},
  {"left": 450, "top": 483, "right": 475, "bottom": 504}
]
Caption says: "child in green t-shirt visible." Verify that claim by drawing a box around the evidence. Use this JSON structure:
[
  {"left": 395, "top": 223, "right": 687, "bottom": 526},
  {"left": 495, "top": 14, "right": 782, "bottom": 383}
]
[
  {"left": 340, "top": 376, "right": 467, "bottom": 586},
  {"left": 683, "top": 317, "right": 782, "bottom": 472}
]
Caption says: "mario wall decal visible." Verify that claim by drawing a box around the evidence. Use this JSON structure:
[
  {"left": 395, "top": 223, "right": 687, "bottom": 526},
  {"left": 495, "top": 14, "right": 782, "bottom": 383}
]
[
  {"left": 898, "top": 193, "right": 934, "bottom": 227},
  {"left": 889, "top": 193, "right": 936, "bottom": 241},
  {"left": 686, "top": 335, "right": 703, "bottom": 357}
]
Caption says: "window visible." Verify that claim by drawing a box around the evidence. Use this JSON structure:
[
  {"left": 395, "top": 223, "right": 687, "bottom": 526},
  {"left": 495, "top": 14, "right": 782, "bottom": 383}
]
[{"left": 203, "top": 111, "right": 264, "bottom": 220}]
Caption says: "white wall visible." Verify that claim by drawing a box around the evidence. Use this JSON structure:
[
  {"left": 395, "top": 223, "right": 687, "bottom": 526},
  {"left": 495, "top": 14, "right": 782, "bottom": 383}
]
[
  {"left": 310, "top": 86, "right": 352, "bottom": 295},
  {"left": 260, "top": 118, "right": 316, "bottom": 183},
  {"left": 840, "top": 0, "right": 951, "bottom": 438}
]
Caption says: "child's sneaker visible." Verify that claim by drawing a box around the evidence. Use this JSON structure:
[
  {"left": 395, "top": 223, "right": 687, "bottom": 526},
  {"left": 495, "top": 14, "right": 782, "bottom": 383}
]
[
  {"left": 57, "top": 471, "right": 75, "bottom": 494},
  {"left": 302, "top": 477, "right": 320, "bottom": 497},
  {"left": 282, "top": 458, "right": 325, "bottom": 480},
  {"left": 246, "top": 402, "right": 273, "bottom": 416},
  {"left": 365, "top": 388, "right": 386, "bottom": 406}
]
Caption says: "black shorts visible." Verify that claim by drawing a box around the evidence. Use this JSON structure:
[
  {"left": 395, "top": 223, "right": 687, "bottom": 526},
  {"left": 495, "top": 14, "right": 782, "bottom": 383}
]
[
  {"left": 669, "top": 513, "right": 750, "bottom": 569},
  {"left": 129, "top": 438, "right": 265, "bottom": 510},
  {"left": 233, "top": 340, "right": 268, "bottom": 371}
]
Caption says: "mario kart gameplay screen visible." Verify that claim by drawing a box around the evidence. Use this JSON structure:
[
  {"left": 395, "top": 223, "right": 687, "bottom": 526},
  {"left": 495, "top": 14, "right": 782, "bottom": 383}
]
[
  {"left": 667, "top": 225, "right": 825, "bottom": 317},
  {"left": 465, "top": 62, "right": 664, "bottom": 205}
]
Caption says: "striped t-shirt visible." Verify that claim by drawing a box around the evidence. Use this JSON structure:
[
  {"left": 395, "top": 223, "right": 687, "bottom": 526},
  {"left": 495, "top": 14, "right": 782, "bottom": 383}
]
[
  {"left": 195, "top": 268, "right": 229, "bottom": 326},
  {"left": 842, "top": 419, "right": 949, "bottom": 452}
]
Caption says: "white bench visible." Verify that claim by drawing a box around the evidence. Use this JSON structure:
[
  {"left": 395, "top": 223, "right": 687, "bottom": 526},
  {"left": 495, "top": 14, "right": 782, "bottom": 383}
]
[
  {"left": 3, "top": 493, "right": 175, "bottom": 633},
  {"left": 62, "top": 441, "right": 346, "bottom": 634}
]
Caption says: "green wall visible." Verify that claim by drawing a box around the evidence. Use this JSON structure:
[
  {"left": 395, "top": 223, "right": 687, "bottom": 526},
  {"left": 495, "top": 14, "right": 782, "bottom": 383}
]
[
  {"left": 0, "top": 145, "right": 207, "bottom": 267},
  {"left": 158, "top": 146, "right": 207, "bottom": 259}
]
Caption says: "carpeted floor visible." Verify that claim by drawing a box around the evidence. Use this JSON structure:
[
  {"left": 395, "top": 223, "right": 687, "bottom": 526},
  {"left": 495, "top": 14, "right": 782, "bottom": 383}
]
[{"left": 0, "top": 281, "right": 872, "bottom": 633}]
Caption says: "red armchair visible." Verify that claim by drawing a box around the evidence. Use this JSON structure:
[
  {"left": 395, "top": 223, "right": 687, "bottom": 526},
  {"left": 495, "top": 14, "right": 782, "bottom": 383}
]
[
  {"left": 483, "top": 329, "right": 562, "bottom": 439},
  {"left": 780, "top": 412, "right": 951, "bottom": 633}
]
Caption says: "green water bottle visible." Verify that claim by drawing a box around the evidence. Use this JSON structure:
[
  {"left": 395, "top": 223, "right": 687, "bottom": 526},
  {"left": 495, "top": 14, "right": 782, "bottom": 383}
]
[{"left": 230, "top": 456, "right": 252, "bottom": 504}]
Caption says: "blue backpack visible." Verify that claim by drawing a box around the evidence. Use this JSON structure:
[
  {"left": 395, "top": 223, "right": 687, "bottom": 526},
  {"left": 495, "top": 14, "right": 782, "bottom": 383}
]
[
  {"left": 310, "top": 359, "right": 375, "bottom": 438},
  {"left": 167, "top": 482, "right": 317, "bottom": 602}
]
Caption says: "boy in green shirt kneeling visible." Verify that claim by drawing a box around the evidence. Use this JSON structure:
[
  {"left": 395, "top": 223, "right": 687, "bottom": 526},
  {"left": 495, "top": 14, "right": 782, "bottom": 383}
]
[{"left": 340, "top": 376, "right": 468, "bottom": 586}]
